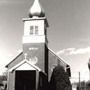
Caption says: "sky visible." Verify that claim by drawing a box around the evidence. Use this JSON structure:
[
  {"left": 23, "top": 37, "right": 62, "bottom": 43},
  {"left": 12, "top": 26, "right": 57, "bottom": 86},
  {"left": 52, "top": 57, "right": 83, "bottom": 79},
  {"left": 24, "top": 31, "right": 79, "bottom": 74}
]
[{"left": 0, "top": 0, "right": 90, "bottom": 82}]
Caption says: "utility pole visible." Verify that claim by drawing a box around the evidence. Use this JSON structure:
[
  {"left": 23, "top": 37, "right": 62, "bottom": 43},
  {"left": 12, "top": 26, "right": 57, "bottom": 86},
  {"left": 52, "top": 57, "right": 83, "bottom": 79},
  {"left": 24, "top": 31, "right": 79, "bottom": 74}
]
[
  {"left": 88, "top": 58, "right": 90, "bottom": 80},
  {"left": 79, "top": 72, "right": 81, "bottom": 90}
]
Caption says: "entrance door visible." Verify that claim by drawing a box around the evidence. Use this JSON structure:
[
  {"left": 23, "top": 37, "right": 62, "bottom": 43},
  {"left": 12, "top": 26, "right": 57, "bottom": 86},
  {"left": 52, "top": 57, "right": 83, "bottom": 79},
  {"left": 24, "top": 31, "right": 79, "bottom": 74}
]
[{"left": 15, "top": 70, "right": 36, "bottom": 90}]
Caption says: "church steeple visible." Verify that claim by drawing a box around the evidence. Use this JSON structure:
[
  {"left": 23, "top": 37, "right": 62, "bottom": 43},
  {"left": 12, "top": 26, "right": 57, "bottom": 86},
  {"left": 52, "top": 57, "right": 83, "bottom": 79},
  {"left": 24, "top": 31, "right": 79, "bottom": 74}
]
[
  {"left": 29, "top": 0, "right": 45, "bottom": 18},
  {"left": 22, "top": 0, "right": 49, "bottom": 75}
]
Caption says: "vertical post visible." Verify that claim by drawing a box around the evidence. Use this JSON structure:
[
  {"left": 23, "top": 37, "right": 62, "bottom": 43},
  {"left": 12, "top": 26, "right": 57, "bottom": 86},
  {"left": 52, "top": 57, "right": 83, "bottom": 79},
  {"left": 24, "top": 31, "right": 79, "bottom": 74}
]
[
  {"left": 85, "top": 81, "right": 86, "bottom": 90},
  {"left": 79, "top": 72, "right": 81, "bottom": 90},
  {"left": 88, "top": 58, "right": 90, "bottom": 80},
  {"left": 7, "top": 71, "right": 9, "bottom": 90},
  {"left": 89, "top": 68, "right": 90, "bottom": 80},
  {"left": 36, "top": 71, "right": 39, "bottom": 90}
]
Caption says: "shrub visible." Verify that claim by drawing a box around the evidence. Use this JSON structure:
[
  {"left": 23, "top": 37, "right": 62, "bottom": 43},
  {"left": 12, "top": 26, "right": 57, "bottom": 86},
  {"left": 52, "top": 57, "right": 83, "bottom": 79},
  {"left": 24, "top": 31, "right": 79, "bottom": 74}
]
[{"left": 49, "top": 65, "right": 72, "bottom": 90}]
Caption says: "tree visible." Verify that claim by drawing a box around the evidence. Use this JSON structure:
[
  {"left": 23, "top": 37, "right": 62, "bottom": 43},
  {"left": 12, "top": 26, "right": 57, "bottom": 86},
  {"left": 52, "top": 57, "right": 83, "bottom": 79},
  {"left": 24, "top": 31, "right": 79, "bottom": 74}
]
[{"left": 49, "top": 65, "right": 72, "bottom": 90}]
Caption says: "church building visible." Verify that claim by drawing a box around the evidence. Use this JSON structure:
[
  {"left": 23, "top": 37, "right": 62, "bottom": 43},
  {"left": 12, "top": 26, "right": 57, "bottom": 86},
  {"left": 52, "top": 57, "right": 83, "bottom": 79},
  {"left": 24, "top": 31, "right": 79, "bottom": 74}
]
[{"left": 6, "top": 0, "right": 71, "bottom": 90}]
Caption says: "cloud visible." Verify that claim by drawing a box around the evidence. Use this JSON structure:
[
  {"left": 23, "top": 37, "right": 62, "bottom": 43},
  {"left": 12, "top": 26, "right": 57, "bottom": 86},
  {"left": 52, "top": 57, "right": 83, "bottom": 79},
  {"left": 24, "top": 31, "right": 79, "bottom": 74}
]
[
  {"left": 57, "top": 48, "right": 75, "bottom": 55},
  {"left": 69, "top": 47, "right": 90, "bottom": 55},
  {"left": 57, "top": 47, "right": 90, "bottom": 55}
]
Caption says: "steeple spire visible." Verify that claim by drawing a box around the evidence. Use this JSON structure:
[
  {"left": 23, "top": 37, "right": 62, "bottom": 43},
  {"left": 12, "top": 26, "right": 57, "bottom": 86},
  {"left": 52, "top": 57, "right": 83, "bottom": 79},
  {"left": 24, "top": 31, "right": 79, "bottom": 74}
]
[{"left": 29, "top": 0, "right": 45, "bottom": 18}]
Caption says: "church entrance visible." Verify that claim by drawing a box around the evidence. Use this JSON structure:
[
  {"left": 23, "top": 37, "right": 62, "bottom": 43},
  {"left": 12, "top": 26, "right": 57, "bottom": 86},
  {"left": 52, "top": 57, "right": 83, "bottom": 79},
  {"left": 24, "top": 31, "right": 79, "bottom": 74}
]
[{"left": 15, "top": 70, "right": 36, "bottom": 90}]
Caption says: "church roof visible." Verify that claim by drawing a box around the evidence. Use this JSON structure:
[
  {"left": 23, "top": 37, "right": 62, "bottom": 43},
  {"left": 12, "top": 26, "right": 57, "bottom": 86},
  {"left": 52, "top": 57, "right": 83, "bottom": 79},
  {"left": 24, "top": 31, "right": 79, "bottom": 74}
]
[
  {"left": 29, "top": 0, "right": 45, "bottom": 18},
  {"left": 6, "top": 48, "right": 69, "bottom": 68},
  {"left": 48, "top": 48, "right": 69, "bottom": 66},
  {"left": 6, "top": 52, "right": 23, "bottom": 68},
  {"left": 6, "top": 48, "right": 71, "bottom": 78},
  {"left": 9, "top": 59, "right": 41, "bottom": 72}
]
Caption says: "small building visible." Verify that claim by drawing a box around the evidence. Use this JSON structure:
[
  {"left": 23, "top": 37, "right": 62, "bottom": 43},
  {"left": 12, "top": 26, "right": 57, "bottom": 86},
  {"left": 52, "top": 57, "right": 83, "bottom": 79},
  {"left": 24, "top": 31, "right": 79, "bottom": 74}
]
[{"left": 6, "top": 0, "right": 71, "bottom": 90}]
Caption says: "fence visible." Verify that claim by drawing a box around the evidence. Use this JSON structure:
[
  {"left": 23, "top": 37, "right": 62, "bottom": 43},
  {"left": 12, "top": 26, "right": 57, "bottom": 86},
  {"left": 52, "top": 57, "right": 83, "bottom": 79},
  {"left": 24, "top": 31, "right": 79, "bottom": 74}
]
[{"left": 77, "top": 86, "right": 90, "bottom": 90}]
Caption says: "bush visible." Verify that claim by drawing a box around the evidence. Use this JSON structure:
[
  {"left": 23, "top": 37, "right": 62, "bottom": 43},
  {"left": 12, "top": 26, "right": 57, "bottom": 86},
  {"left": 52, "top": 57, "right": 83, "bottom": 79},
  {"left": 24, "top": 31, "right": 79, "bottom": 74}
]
[{"left": 49, "top": 65, "right": 72, "bottom": 90}]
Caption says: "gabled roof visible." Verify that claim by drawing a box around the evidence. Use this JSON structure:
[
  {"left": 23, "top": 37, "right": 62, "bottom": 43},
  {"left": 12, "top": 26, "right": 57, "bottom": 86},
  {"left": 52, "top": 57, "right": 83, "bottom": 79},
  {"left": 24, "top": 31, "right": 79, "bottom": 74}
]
[
  {"left": 9, "top": 59, "right": 41, "bottom": 72},
  {"left": 6, "top": 48, "right": 70, "bottom": 68},
  {"left": 49, "top": 48, "right": 69, "bottom": 66},
  {"left": 6, "top": 52, "right": 23, "bottom": 68}
]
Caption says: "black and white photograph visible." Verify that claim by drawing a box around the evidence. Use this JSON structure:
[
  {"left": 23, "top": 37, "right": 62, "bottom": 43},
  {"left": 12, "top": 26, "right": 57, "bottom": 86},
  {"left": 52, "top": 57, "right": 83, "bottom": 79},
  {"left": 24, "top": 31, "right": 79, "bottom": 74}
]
[{"left": 0, "top": 0, "right": 90, "bottom": 90}]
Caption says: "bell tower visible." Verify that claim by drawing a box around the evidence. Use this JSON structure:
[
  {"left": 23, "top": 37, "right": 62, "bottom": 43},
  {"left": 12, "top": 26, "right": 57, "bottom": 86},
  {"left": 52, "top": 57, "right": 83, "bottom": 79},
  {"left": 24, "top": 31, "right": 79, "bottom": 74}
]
[{"left": 23, "top": 0, "right": 49, "bottom": 75}]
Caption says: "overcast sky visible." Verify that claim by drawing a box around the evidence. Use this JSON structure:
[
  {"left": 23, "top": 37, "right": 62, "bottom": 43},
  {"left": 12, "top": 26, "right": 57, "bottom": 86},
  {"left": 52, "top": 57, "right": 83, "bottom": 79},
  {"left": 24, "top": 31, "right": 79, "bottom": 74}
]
[{"left": 0, "top": 0, "right": 90, "bottom": 82}]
